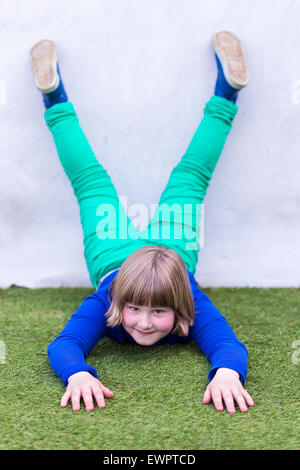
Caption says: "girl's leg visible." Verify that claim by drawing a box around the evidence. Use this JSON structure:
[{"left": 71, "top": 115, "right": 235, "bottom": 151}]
[
  {"left": 45, "top": 102, "right": 148, "bottom": 288},
  {"left": 30, "top": 40, "right": 149, "bottom": 288},
  {"left": 139, "top": 31, "right": 248, "bottom": 274},
  {"left": 139, "top": 96, "right": 238, "bottom": 274}
]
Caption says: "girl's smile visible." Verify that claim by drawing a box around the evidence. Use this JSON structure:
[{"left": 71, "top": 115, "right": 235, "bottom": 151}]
[
  {"left": 136, "top": 330, "right": 155, "bottom": 336},
  {"left": 122, "top": 303, "right": 175, "bottom": 345}
]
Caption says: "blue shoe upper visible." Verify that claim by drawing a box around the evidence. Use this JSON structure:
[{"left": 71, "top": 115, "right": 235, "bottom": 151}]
[
  {"left": 42, "top": 64, "right": 68, "bottom": 109},
  {"left": 214, "top": 54, "right": 239, "bottom": 104}
]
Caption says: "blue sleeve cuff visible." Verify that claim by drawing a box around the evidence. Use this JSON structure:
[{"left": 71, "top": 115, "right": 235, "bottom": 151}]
[{"left": 61, "top": 364, "right": 98, "bottom": 387}]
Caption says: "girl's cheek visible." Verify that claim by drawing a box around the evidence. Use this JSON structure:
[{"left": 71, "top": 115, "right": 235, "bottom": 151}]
[
  {"left": 164, "top": 312, "right": 175, "bottom": 326},
  {"left": 122, "top": 309, "right": 134, "bottom": 327},
  {"left": 159, "top": 317, "right": 175, "bottom": 331}
]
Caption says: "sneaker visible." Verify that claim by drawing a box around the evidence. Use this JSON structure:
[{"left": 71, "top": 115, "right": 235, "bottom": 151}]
[
  {"left": 212, "top": 31, "right": 249, "bottom": 102},
  {"left": 30, "top": 39, "right": 68, "bottom": 108},
  {"left": 30, "top": 39, "right": 60, "bottom": 93}
]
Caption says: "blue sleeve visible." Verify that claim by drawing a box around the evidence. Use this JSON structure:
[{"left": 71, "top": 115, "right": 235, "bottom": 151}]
[
  {"left": 191, "top": 287, "right": 248, "bottom": 384},
  {"left": 47, "top": 291, "right": 109, "bottom": 386}
]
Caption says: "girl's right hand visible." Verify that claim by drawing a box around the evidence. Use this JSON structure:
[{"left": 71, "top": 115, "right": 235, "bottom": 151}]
[{"left": 60, "top": 371, "right": 114, "bottom": 411}]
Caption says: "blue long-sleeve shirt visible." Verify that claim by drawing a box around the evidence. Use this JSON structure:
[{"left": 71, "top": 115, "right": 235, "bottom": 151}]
[{"left": 47, "top": 269, "right": 248, "bottom": 386}]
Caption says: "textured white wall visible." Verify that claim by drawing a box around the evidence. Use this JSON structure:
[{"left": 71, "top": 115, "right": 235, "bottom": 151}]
[{"left": 0, "top": 0, "right": 299, "bottom": 288}]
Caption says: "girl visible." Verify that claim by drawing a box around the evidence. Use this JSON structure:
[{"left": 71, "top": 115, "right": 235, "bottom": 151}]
[{"left": 30, "top": 31, "right": 254, "bottom": 414}]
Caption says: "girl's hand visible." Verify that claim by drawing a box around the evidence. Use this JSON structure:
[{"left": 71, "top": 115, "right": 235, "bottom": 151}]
[
  {"left": 60, "top": 371, "right": 114, "bottom": 411},
  {"left": 202, "top": 367, "right": 254, "bottom": 414}
]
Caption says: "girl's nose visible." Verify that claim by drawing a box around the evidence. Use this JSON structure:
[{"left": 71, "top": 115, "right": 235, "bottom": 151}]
[{"left": 138, "top": 313, "right": 152, "bottom": 330}]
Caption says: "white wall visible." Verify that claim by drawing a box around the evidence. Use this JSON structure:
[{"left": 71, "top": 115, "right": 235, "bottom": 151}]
[{"left": 0, "top": 0, "right": 299, "bottom": 288}]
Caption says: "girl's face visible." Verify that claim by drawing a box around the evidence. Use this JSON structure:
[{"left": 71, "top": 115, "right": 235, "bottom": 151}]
[{"left": 122, "top": 303, "right": 175, "bottom": 346}]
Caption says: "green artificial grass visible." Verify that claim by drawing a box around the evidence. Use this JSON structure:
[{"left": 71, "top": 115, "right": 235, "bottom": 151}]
[{"left": 0, "top": 285, "right": 299, "bottom": 450}]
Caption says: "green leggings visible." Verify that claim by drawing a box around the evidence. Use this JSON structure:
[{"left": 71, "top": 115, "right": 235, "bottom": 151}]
[{"left": 45, "top": 96, "right": 238, "bottom": 289}]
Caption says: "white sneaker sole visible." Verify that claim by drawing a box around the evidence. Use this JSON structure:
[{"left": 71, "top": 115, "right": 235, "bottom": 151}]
[
  {"left": 30, "top": 39, "right": 59, "bottom": 93},
  {"left": 213, "top": 31, "right": 249, "bottom": 89}
]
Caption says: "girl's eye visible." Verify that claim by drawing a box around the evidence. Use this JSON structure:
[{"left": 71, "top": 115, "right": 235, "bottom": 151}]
[
  {"left": 127, "top": 305, "right": 166, "bottom": 314},
  {"left": 129, "top": 306, "right": 139, "bottom": 312}
]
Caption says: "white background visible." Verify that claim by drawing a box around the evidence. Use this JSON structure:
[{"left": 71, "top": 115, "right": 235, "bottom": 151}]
[{"left": 0, "top": 0, "right": 299, "bottom": 288}]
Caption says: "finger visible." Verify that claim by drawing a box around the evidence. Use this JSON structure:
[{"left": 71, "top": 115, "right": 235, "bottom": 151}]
[
  {"left": 222, "top": 390, "right": 236, "bottom": 414},
  {"left": 92, "top": 386, "right": 106, "bottom": 408},
  {"left": 241, "top": 389, "right": 255, "bottom": 407},
  {"left": 60, "top": 390, "right": 71, "bottom": 408},
  {"left": 81, "top": 387, "right": 95, "bottom": 412},
  {"left": 202, "top": 386, "right": 212, "bottom": 404},
  {"left": 211, "top": 389, "right": 224, "bottom": 412},
  {"left": 71, "top": 391, "right": 81, "bottom": 412},
  {"left": 101, "top": 385, "right": 114, "bottom": 398},
  {"left": 232, "top": 389, "right": 248, "bottom": 413}
]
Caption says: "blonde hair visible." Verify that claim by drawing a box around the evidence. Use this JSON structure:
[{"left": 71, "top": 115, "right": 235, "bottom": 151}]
[{"left": 105, "top": 245, "right": 195, "bottom": 336}]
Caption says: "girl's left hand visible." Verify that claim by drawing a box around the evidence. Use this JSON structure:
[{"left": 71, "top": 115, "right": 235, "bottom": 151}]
[{"left": 202, "top": 367, "right": 254, "bottom": 414}]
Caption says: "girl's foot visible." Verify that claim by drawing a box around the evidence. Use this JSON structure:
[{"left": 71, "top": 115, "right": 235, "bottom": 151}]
[
  {"left": 30, "top": 39, "right": 68, "bottom": 109},
  {"left": 212, "top": 31, "right": 249, "bottom": 103}
]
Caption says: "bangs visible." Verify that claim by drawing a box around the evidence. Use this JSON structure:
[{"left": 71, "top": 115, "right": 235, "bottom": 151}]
[{"left": 122, "top": 268, "right": 177, "bottom": 309}]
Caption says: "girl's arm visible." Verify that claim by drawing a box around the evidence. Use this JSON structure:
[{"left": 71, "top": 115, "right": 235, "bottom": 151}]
[
  {"left": 47, "top": 291, "right": 114, "bottom": 411},
  {"left": 191, "top": 288, "right": 248, "bottom": 383},
  {"left": 191, "top": 286, "right": 254, "bottom": 412},
  {"left": 47, "top": 291, "right": 109, "bottom": 387}
]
